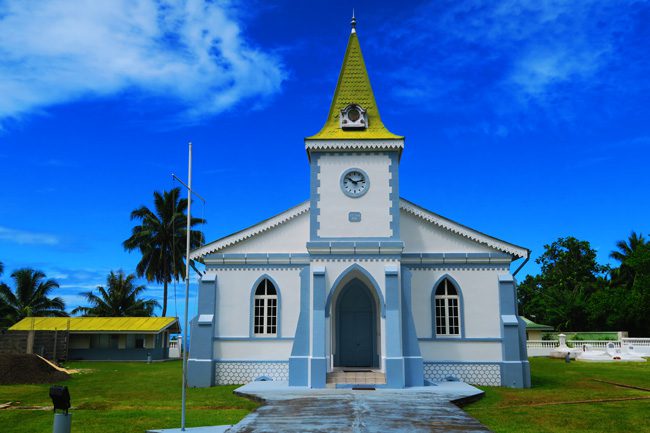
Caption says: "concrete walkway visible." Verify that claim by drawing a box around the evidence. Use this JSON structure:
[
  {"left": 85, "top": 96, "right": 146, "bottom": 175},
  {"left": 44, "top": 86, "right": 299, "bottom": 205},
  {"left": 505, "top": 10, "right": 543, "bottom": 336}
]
[{"left": 225, "top": 381, "right": 492, "bottom": 433}]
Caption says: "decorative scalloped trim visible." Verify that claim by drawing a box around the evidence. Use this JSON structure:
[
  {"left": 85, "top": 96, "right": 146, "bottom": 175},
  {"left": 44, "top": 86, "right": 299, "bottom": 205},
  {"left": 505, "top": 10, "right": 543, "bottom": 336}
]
[
  {"left": 305, "top": 139, "right": 404, "bottom": 152},
  {"left": 193, "top": 198, "right": 528, "bottom": 259},
  {"left": 399, "top": 200, "right": 528, "bottom": 258},
  {"left": 190, "top": 202, "right": 310, "bottom": 259}
]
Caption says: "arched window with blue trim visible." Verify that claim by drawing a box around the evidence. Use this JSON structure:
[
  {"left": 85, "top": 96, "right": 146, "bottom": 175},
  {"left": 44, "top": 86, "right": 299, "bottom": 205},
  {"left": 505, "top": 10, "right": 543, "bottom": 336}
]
[
  {"left": 434, "top": 278, "right": 460, "bottom": 336},
  {"left": 254, "top": 279, "right": 277, "bottom": 335}
]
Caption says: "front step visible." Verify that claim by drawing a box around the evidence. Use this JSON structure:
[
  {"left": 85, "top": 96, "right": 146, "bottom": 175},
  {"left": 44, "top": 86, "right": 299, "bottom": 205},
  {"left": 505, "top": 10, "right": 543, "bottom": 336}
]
[{"left": 326, "top": 370, "right": 386, "bottom": 387}]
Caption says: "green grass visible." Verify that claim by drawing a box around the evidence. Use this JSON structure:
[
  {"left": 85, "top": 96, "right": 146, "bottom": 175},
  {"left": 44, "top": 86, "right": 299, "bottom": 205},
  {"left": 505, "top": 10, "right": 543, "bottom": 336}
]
[
  {"left": 465, "top": 358, "right": 650, "bottom": 433},
  {"left": 2, "top": 358, "right": 649, "bottom": 433},
  {"left": 0, "top": 360, "right": 257, "bottom": 433}
]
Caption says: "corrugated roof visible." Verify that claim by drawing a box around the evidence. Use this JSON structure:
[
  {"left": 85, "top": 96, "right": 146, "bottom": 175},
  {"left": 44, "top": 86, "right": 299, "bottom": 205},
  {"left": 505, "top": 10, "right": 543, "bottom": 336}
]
[
  {"left": 307, "top": 31, "right": 402, "bottom": 140},
  {"left": 522, "top": 317, "right": 554, "bottom": 331},
  {"left": 9, "top": 317, "right": 179, "bottom": 333}
]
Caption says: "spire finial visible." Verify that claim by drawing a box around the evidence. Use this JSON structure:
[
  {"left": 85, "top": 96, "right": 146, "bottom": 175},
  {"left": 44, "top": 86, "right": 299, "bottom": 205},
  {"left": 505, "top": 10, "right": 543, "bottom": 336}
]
[{"left": 351, "top": 9, "right": 356, "bottom": 33}]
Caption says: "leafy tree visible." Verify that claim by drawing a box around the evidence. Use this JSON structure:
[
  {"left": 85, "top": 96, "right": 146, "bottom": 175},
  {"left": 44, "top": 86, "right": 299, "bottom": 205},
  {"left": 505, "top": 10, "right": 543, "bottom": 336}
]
[
  {"left": 517, "top": 237, "right": 608, "bottom": 331},
  {"left": 72, "top": 271, "right": 159, "bottom": 317},
  {"left": 0, "top": 268, "right": 68, "bottom": 327},
  {"left": 622, "top": 243, "right": 650, "bottom": 335},
  {"left": 123, "top": 187, "right": 205, "bottom": 316}
]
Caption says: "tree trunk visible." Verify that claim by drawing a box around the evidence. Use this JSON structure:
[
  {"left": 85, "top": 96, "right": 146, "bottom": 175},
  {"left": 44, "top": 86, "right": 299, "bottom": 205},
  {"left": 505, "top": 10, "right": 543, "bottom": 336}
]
[{"left": 162, "top": 280, "right": 168, "bottom": 317}]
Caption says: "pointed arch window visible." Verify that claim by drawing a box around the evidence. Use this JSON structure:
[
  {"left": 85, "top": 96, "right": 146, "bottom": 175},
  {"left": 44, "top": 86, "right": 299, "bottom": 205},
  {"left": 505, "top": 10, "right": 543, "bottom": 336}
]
[
  {"left": 254, "top": 279, "right": 278, "bottom": 336},
  {"left": 434, "top": 279, "right": 460, "bottom": 336}
]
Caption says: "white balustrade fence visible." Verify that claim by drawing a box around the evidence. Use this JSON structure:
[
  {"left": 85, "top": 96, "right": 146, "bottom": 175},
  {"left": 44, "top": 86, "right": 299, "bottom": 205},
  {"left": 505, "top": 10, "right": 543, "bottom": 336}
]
[
  {"left": 622, "top": 338, "right": 650, "bottom": 355},
  {"left": 526, "top": 340, "right": 559, "bottom": 357},
  {"left": 524, "top": 339, "right": 650, "bottom": 357}
]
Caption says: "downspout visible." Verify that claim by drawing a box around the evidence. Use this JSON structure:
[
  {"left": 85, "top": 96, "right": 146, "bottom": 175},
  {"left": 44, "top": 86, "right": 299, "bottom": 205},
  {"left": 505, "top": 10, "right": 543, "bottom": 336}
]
[{"left": 512, "top": 248, "right": 531, "bottom": 277}]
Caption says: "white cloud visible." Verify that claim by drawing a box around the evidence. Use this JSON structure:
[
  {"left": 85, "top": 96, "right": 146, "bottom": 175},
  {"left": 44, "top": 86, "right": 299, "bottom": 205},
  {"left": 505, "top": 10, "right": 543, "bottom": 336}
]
[
  {"left": 0, "top": 0, "right": 285, "bottom": 123},
  {"left": 0, "top": 226, "right": 60, "bottom": 245},
  {"left": 377, "top": 0, "right": 636, "bottom": 109}
]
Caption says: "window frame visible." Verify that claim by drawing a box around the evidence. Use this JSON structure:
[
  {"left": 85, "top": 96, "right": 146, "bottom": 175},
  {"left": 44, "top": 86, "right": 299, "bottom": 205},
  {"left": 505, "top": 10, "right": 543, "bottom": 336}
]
[
  {"left": 250, "top": 275, "right": 281, "bottom": 338},
  {"left": 432, "top": 276, "right": 464, "bottom": 338}
]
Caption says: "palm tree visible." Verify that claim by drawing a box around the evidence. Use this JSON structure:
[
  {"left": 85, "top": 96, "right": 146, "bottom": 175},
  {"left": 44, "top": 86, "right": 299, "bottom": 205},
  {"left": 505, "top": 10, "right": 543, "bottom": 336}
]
[
  {"left": 610, "top": 231, "right": 646, "bottom": 263},
  {"left": 72, "top": 271, "right": 159, "bottom": 317},
  {"left": 123, "top": 187, "right": 205, "bottom": 316},
  {"left": 0, "top": 268, "right": 68, "bottom": 328},
  {"left": 610, "top": 231, "right": 647, "bottom": 288}
]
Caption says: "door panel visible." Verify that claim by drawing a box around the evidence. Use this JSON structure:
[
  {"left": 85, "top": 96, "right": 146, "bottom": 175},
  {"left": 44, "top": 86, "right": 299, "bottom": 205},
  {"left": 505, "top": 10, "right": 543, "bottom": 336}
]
[{"left": 336, "top": 280, "right": 376, "bottom": 367}]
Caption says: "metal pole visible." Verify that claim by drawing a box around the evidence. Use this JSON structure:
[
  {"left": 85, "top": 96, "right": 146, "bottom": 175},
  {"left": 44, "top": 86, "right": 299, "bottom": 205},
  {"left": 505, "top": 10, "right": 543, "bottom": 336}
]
[{"left": 181, "top": 142, "right": 192, "bottom": 431}]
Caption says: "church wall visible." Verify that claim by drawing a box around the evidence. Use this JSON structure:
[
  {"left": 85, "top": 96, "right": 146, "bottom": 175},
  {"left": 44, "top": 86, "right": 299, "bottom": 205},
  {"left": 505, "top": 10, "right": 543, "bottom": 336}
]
[
  {"left": 409, "top": 267, "right": 503, "bottom": 341},
  {"left": 419, "top": 341, "right": 501, "bottom": 360},
  {"left": 400, "top": 211, "right": 501, "bottom": 254},
  {"left": 316, "top": 153, "right": 394, "bottom": 238},
  {"left": 213, "top": 340, "right": 294, "bottom": 360},
  {"left": 209, "top": 267, "right": 303, "bottom": 342},
  {"left": 217, "top": 212, "right": 310, "bottom": 254}
]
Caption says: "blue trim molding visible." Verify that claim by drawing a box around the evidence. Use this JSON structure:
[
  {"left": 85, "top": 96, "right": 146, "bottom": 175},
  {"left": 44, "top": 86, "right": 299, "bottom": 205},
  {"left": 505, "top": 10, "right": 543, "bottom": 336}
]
[
  {"left": 498, "top": 274, "right": 531, "bottom": 388},
  {"left": 187, "top": 274, "right": 217, "bottom": 388},
  {"left": 310, "top": 153, "right": 321, "bottom": 240},
  {"left": 400, "top": 267, "right": 424, "bottom": 386},
  {"left": 430, "top": 274, "right": 466, "bottom": 339},
  {"left": 388, "top": 151, "right": 400, "bottom": 239},
  {"left": 248, "top": 274, "right": 283, "bottom": 339},
  {"left": 289, "top": 267, "right": 311, "bottom": 386},
  {"left": 325, "top": 263, "right": 386, "bottom": 318},
  {"left": 310, "top": 267, "right": 327, "bottom": 388},
  {"left": 384, "top": 266, "right": 405, "bottom": 388}
]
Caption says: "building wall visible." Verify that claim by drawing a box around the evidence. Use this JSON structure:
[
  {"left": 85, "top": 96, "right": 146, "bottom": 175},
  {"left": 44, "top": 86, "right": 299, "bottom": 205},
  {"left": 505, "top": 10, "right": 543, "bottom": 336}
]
[
  {"left": 316, "top": 153, "right": 394, "bottom": 238},
  {"left": 409, "top": 267, "right": 505, "bottom": 342},
  {"left": 209, "top": 266, "right": 304, "bottom": 362}
]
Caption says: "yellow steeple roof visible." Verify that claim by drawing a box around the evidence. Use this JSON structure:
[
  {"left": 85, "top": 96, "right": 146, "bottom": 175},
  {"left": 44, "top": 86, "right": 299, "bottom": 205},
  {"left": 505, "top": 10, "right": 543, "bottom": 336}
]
[{"left": 307, "top": 25, "right": 402, "bottom": 140}]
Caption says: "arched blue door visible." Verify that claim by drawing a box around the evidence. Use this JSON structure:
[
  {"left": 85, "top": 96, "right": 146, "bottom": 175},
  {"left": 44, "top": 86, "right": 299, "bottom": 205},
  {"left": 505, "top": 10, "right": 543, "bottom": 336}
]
[{"left": 335, "top": 279, "right": 377, "bottom": 367}]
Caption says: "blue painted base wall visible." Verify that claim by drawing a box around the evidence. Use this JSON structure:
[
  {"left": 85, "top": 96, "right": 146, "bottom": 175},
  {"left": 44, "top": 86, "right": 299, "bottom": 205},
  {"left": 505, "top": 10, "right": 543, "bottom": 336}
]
[{"left": 188, "top": 359, "right": 215, "bottom": 387}]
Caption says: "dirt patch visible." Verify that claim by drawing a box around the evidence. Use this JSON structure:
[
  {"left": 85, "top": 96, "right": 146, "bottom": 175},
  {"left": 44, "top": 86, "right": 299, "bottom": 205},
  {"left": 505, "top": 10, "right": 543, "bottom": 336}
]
[{"left": 0, "top": 354, "right": 70, "bottom": 385}]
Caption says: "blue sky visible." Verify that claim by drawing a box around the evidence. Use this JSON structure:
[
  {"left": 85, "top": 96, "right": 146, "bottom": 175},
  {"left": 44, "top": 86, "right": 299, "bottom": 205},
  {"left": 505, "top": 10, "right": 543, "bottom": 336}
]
[{"left": 1, "top": 0, "right": 649, "bottom": 323}]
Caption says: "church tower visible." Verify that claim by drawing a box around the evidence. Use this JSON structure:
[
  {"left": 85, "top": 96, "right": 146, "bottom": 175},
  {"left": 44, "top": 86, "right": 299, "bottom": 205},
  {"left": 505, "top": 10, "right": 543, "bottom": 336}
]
[{"left": 305, "top": 16, "right": 404, "bottom": 244}]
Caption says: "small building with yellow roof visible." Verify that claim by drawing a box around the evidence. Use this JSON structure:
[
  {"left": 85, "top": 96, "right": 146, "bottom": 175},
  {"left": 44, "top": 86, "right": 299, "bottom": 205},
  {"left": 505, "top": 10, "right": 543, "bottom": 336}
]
[{"left": 9, "top": 316, "right": 180, "bottom": 361}]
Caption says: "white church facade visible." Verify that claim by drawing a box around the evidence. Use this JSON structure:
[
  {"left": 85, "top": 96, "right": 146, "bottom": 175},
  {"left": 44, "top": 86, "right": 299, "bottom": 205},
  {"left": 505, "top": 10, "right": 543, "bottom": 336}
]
[{"left": 187, "top": 22, "right": 531, "bottom": 389}]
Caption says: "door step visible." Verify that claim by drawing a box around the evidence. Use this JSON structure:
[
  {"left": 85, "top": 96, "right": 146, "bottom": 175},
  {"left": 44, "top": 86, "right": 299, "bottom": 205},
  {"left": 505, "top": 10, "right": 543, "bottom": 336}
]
[{"left": 326, "top": 370, "right": 386, "bottom": 386}]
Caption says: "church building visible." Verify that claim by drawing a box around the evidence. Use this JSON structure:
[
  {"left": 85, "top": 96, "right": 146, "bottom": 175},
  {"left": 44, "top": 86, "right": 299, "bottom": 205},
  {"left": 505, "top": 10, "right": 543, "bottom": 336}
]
[{"left": 187, "top": 20, "right": 531, "bottom": 389}]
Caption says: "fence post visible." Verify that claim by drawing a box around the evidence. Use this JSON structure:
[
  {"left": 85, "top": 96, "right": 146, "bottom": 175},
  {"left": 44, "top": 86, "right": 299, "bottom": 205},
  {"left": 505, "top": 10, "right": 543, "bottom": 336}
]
[
  {"left": 27, "top": 331, "right": 35, "bottom": 354},
  {"left": 53, "top": 330, "right": 58, "bottom": 362}
]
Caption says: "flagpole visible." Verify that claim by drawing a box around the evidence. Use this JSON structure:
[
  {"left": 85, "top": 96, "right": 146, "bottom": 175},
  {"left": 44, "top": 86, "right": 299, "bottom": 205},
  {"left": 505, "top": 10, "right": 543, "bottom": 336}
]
[{"left": 181, "top": 141, "right": 192, "bottom": 431}]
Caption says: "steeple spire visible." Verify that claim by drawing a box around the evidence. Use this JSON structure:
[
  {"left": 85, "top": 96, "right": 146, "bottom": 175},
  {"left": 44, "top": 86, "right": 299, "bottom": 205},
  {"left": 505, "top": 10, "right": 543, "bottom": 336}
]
[{"left": 306, "top": 17, "right": 402, "bottom": 140}]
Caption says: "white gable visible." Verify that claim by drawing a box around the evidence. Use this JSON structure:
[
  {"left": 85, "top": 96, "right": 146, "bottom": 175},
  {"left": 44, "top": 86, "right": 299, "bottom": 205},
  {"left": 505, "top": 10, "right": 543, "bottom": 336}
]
[
  {"left": 191, "top": 201, "right": 309, "bottom": 258},
  {"left": 399, "top": 199, "right": 528, "bottom": 258},
  {"left": 401, "top": 211, "right": 499, "bottom": 254},
  {"left": 216, "top": 211, "right": 309, "bottom": 254}
]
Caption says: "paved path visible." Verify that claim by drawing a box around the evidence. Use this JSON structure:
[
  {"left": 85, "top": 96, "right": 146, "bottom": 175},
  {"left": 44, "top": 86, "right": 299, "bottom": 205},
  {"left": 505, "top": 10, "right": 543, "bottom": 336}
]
[{"left": 226, "top": 382, "right": 492, "bottom": 433}]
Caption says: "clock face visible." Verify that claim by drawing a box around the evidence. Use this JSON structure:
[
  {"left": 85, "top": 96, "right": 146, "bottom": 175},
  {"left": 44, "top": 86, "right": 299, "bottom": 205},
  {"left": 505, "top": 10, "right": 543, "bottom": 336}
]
[{"left": 341, "top": 169, "right": 369, "bottom": 197}]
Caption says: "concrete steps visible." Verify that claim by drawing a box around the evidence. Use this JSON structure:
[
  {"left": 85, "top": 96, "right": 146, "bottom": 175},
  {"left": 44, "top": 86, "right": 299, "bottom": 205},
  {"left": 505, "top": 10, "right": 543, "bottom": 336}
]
[{"left": 326, "top": 370, "right": 386, "bottom": 387}]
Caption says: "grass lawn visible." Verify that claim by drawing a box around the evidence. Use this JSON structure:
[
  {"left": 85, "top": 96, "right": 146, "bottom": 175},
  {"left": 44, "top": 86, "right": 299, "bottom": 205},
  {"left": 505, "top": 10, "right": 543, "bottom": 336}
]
[
  {"left": 1, "top": 358, "right": 649, "bottom": 433},
  {"left": 465, "top": 357, "right": 650, "bottom": 433},
  {"left": 0, "top": 360, "right": 257, "bottom": 433}
]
